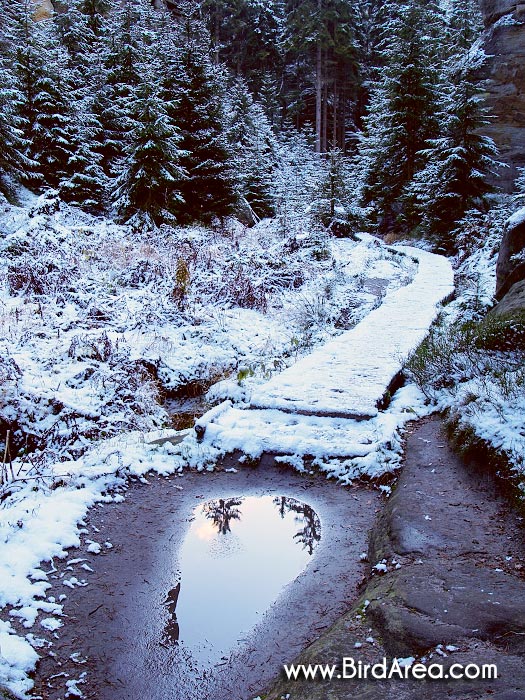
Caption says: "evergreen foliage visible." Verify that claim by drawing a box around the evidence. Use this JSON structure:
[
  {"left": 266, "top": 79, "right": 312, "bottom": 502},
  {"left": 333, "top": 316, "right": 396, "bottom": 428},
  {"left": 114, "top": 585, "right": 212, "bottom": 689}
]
[
  {"left": 310, "top": 146, "right": 352, "bottom": 235},
  {"left": 112, "top": 59, "right": 186, "bottom": 229},
  {"left": 0, "top": 11, "right": 32, "bottom": 198},
  {"left": 0, "top": 0, "right": 500, "bottom": 242},
  {"left": 228, "top": 79, "right": 277, "bottom": 221},
  {"left": 359, "top": 0, "right": 441, "bottom": 234},
  {"left": 174, "top": 32, "right": 238, "bottom": 224},
  {"left": 408, "top": 0, "right": 498, "bottom": 251}
]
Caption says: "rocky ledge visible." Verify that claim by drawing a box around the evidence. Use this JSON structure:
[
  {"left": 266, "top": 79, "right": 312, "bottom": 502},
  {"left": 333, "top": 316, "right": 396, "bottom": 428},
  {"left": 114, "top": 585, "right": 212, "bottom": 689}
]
[{"left": 262, "top": 417, "right": 525, "bottom": 700}]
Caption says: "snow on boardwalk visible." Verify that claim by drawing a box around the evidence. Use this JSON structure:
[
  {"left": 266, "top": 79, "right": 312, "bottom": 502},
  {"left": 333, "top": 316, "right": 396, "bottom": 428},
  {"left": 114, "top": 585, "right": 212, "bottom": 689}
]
[
  {"left": 180, "top": 243, "right": 455, "bottom": 474},
  {"left": 249, "top": 245, "right": 454, "bottom": 419}
]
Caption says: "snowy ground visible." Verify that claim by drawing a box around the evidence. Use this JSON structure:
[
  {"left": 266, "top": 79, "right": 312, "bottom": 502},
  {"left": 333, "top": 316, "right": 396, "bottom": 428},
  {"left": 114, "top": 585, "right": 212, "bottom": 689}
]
[
  {"left": 0, "top": 195, "right": 425, "bottom": 697},
  {"left": 250, "top": 242, "right": 454, "bottom": 418},
  {"left": 154, "top": 243, "right": 453, "bottom": 482},
  {"left": 0, "top": 192, "right": 415, "bottom": 466}
]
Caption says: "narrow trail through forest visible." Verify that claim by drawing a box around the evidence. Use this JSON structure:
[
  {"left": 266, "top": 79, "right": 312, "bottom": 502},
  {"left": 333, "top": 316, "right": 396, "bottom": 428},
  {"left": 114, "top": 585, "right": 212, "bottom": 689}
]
[
  {"left": 264, "top": 417, "right": 525, "bottom": 700},
  {"left": 172, "top": 241, "right": 454, "bottom": 469}
]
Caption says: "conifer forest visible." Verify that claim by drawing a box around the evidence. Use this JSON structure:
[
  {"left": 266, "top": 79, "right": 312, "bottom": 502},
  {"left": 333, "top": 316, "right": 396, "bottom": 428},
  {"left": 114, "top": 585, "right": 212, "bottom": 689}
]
[{"left": 0, "top": 0, "right": 496, "bottom": 246}]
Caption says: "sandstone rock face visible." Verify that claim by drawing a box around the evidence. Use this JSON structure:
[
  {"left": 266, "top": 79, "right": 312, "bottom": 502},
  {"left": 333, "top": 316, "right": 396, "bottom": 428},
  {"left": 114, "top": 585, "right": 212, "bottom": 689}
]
[
  {"left": 33, "top": 0, "right": 53, "bottom": 20},
  {"left": 480, "top": 0, "right": 518, "bottom": 25},
  {"left": 491, "top": 279, "right": 525, "bottom": 314},
  {"left": 479, "top": 1, "right": 525, "bottom": 190},
  {"left": 495, "top": 207, "right": 525, "bottom": 298}
]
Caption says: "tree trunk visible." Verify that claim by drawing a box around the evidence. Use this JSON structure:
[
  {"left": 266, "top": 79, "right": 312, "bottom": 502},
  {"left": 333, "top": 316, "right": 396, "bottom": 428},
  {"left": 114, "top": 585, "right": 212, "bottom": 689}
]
[
  {"left": 332, "top": 79, "right": 338, "bottom": 148},
  {"left": 316, "top": 40, "right": 322, "bottom": 153},
  {"left": 322, "top": 79, "right": 328, "bottom": 153}
]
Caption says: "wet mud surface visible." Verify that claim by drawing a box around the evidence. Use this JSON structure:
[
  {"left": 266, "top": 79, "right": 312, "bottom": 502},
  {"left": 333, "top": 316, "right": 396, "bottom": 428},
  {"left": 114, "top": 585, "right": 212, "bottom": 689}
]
[
  {"left": 264, "top": 417, "right": 525, "bottom": 700},
  {"left": 31, "top": 457, "right": 381, "bottom": 700}
]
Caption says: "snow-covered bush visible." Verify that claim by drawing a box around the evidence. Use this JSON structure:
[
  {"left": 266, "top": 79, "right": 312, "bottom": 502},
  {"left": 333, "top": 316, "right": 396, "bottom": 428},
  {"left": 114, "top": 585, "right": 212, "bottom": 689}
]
[
  {"left": 406, "top": 313, "right": 525, "bottom": 401},
  {"left": 7, "top": 256, "right": 74, "bottom": 297}
]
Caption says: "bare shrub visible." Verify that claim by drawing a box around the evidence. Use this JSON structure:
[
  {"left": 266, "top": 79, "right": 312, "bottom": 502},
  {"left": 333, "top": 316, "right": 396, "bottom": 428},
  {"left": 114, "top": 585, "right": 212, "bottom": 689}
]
[
  {"left": 0, "top": 356, "right": 21, "bottom": 383},
  {"left": 116, "top": 258, "right": 165, "bottom": 288},
  {"left": 7, "top": 256, "right": 73, "bottom": 297},
  {"left": 68, "top": 332, "right": 113, "bottom": 362},
  {"left": 218, "top": 264, "right": 267, "bottom": 311}
]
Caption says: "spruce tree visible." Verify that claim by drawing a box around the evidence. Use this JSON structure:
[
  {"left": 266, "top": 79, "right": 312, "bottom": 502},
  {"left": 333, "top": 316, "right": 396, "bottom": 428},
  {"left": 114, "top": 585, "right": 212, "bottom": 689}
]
[
  {"left": 274, "top": 125, "right": 321, "bottom": 234},
  {"left": 0, "top": 8, "right": 33, "bottom": 196},
  {"left": 60, "top": 103, "right": 108, "bottom": 213},
  {"left": 410, "top": 7, "right": 499, "bottom": 252},
  {"left": 29, "top": 28, "right": 77, "bottom": 189},
  {"left": 310, "top": 146, "right": 351, "bottom": 235},
  {"left": 359, "top": 0, "right": 441, "bottom": 234},
  {"left": 228, "top": 79, "right": 277, "bottom": 221},
  {"left": 7, "top": 0, "right": 77, "bottom": 190},
  {"left": 111, "top": 62, "right": 186, "bottom": 230},
  {"left": 174, "top": 30, "right": 237, "bottom": 224},
  {"left": 95, "top": 0, "right": 144, "bottom": 179},
  {"left": 52, "top": 0, "right": 109, "bottom": 211},
  {"left": 79, "top": 0, "right": 111, "bottom": 37}
]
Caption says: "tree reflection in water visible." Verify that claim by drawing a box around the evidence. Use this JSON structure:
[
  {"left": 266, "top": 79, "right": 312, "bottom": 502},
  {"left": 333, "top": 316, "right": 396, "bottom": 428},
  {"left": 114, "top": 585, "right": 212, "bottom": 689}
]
[
  {"left": 273, "top": 496, "right": 321, "bottom": 555},
  {"left": 163, "top": 582, "right": 181, "bottom": 643},
  {"left": 203, "top": 497, "right": 243, "bottom": 534}
]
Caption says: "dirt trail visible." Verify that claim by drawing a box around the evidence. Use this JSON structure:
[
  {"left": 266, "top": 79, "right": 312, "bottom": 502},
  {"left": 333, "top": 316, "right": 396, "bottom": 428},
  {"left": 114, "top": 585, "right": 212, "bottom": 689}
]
[
  {"left": 264, "top": 417, "right": 525, "bottom": 700},
  {"left": 30, "top": 457, "right": 380, "bottom": 700}
]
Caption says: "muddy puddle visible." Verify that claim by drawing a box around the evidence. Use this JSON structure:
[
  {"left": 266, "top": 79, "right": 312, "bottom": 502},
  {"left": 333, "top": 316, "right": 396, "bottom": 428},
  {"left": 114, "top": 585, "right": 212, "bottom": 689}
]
[{"left": 32, "top": 458, "right": 380, "bottom": 700}]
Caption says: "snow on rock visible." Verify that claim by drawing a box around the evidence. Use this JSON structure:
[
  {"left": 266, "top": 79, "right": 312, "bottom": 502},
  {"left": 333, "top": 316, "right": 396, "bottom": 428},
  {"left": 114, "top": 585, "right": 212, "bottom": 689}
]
[
  {"left": 249, "top": 241, "right": 454, "bottom": 418},
  {"left": 506, "top": 206, "right": 525, "bottom": 230}
]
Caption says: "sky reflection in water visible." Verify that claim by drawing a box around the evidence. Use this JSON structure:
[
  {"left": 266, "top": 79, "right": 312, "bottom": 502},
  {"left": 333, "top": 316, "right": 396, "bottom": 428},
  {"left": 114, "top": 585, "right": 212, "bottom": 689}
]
[{"left": 166, "top": 495, "right": 321, "bottom": 666}]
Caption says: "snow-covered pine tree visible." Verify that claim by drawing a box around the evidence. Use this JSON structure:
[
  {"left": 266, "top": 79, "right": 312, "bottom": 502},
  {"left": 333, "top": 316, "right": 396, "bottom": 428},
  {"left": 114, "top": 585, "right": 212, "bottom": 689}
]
[
  {"left": 78, "top": 0, "right": 111, "bottom": 37},
  {"left": 258, "top": 71, "right": 282, "bottom": 128},
  {"left": 111, "top": 49, "right": 186, "bottom": 230},
  {"left": 273, "top": 124, "right": 321, "bottom": 234},
  {"left": 350, "top": 0, "right": 395, "bottom": 126},
  {"left": 49, "top": 0, "right": 109, "bottom": 211},
  {"left": 227, "top": 79, "right": 277, "bottom": 222},
  {"left": 29, "top": 26, "right": 77, "bottom": 190},
  {"left": 173, "top": 25, "right": 238, "bottom": 225},
  {"left": 358, "top": 0, "right": 441, "bottom": 234},
  {"left": 95, "top": 0, "right": 145, "bottom": 179},
  {"left": 7, "top": 0, "right": 77, "bottom": 190},
  {"left": 0, "top": 6, "right": 34, "bottom": 197},
  {"left": 410, "top": 3, "right": 499, "bottom": 252},
  {"left": 60, "top": 101, "right": 108, "bottom": 213},
  {"left": 310, "top": 146, "right": 352, "bottom": 235}
]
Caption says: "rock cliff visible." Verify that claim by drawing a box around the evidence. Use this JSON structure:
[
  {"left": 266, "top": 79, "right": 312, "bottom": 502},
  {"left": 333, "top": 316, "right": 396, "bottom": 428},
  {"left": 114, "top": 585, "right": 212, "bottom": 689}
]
[{"left": 479, "top": 1, "right": 525, "bottom": 191}]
